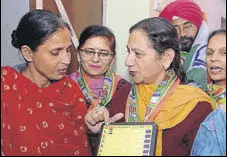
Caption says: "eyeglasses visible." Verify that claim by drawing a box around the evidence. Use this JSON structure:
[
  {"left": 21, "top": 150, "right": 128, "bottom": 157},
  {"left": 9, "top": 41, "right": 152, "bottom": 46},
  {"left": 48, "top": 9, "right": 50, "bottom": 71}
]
[
  {"left": 79, "top": 48, "right": 114, "bottom": 60},
  {"left": 174, "top": 22, "right": 197, "bottom": 35}
]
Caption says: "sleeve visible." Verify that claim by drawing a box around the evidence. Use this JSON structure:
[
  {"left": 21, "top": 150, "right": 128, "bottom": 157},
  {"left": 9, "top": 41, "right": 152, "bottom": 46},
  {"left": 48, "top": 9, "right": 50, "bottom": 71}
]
[
  {"left": 1, "top": 88, "right": 11, "bottom": 156},
  {"left": 190, "top": 123, "right": 219, "bottom": 156},
  {"left": 108, "top": 79, "right": 132, "bottom": 118},
  {"left": 185, "top": 101, "right": 213, "bottom": 155},
  {"left": 190, "top": 110, "right": 225, "bottom": 156},
  {"left": 162, "top": 101, "right": 213, "bottom": 156},
  {"left": 1, "top": 68, "right": 13, "bottom": 155}
]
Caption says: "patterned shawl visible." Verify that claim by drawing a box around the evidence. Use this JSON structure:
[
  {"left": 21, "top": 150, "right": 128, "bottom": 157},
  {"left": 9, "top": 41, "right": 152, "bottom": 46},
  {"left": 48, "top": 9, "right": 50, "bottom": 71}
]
[{"left": 1, "top": 66, "right": 89, "bottom": 156}]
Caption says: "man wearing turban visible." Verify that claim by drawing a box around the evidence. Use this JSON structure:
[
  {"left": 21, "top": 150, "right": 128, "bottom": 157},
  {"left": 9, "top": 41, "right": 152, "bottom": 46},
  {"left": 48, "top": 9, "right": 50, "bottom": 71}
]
[{"left": 159, "top": 0, "right": 209, "bottom": 91}]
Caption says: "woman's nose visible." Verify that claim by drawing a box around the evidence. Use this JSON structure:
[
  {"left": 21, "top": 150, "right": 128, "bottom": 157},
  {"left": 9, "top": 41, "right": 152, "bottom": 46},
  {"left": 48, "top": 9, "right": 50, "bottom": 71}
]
[
  {"left": 91, "top": 52, "right": 100, "bottom": 62},
  {"left": 62, "top": 52, "right": 71, "bottom": 65},
  {"left": 125, "top": 52, "right": 135, "bottom": 67}
]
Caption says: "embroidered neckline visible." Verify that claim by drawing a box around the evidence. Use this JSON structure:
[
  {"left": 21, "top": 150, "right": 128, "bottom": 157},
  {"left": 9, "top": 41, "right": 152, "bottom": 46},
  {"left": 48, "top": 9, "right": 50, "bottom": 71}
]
[
  {"left": 126, "top": 70, "right": 178, "bottom": 122},
  {"left": 77, "top": 66, "right": 116, "bottom": 108},
  {"left": 207, "top": 83, "right": 226, "bottom": 108}
]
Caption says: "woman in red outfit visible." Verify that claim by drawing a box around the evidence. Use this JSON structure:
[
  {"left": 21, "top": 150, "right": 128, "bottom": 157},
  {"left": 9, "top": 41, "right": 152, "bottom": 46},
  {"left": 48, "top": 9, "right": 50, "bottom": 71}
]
[{"left": 1, "top": 10, "right": 88, "bottom": 156}]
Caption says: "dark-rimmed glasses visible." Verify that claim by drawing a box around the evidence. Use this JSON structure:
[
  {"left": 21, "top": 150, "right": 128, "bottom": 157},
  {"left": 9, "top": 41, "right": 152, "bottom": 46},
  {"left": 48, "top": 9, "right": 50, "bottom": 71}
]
[{"left": 79, "top": 48, "right": 114, "bottom": 60}]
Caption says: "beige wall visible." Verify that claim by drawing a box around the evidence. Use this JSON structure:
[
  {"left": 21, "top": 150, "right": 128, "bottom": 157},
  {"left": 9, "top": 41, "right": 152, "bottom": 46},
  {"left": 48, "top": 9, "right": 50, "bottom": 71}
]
[
  {"left": 194, "top": 0, "right": 226, "bottom": 31},
  {"left": 1, "top": 0, "right": 29, "bottom": 66},
  {"left": 104, "top": 0, "right": 151, "bottom": 81}
]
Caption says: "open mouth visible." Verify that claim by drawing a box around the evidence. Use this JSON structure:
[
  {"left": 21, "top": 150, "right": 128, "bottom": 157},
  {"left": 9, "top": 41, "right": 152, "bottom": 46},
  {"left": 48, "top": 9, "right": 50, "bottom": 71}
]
[
  {"left": 58, "top": 69, "right": 67, "bottom": 75},
  {"left": 129, "top": 71, "right": 136, "bottom": 76},
  {"left": 209, "top": 66, "right": 223, "bottom": 74}
]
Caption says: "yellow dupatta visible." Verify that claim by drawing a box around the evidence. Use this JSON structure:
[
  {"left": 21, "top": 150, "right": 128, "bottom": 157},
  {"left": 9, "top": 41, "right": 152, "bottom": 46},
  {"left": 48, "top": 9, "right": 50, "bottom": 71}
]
[
  {"left": 137, "top": 84, "right": 157, "bottom": 121},
  {"left": 137, "top": 84, "right": 215, "bottom": 156}
]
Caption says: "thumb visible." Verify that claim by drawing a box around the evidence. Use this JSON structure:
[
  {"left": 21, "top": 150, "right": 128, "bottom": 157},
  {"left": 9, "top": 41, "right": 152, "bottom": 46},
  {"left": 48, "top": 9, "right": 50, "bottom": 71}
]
[{"left": 109, "top": 113, "right": 124, "bottom": 123}]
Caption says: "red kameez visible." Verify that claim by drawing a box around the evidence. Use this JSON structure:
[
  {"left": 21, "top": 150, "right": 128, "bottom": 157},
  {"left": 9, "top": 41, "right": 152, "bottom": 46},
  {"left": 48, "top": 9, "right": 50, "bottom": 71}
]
[{"left": 1, "top": 66, "right": 89, "bottom": 156}]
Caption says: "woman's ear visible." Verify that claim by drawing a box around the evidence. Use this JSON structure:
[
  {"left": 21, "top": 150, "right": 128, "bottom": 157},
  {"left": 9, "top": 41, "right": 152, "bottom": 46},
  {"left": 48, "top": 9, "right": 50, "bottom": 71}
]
[
  {"left": 162, "top": 48, "right": 175, "bottom": 70},
  {"left": 21, "top": 45, "right": 34, "bottom": 62},
  {"left": 109, "top": 55, "right": 116, "bottom": 70},
  {"left": 76, "top": 49, "right": 81, "bottom": 63},
  {"left": 110, "top": 56, "right": 116, "bottom": 66}
]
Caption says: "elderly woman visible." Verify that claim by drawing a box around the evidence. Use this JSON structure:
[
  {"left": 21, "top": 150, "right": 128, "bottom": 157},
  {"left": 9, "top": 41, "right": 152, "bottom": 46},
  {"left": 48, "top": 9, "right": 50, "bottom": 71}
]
[
  {"left": 70, "top": 25, "right": 131, "bottom": 155},
  {"left": 85, "top": 17, "right": 215, "bottom": 156},
  {"left": 191, "top": 29, "right": 226, "bottom": 156},
  {"left": 1, "top": 10, "right": 88, "bottom": 156}
]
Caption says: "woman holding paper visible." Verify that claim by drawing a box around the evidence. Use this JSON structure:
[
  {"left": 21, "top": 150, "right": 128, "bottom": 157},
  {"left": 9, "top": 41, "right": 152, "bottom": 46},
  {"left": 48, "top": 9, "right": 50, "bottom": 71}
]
[{"left": 85, "top": 17, "right": 215, "bottom": 156}]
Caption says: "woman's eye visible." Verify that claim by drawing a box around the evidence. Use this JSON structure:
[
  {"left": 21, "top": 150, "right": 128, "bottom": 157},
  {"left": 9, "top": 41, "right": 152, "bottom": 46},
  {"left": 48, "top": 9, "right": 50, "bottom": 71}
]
[
  {"left": 206, "top": 50, "right": 213, "bottom": 56},
  {"left": 66, "top": 47, "right": 73, "bottom": 53},
  {"left": 51, "top": 50, "right": 60, "bottom": 56},
  {"left": 100, "top": 53, "right": 109, "bottom": 57},
  {"left": 220, "top": 50, "right": 226, "bottom": 55},
  {"left": 135, "top": 52, "right": 144, "bottom": 57},
  {"left": 86, "top": 50, "right": 95, "bottom": 55}
]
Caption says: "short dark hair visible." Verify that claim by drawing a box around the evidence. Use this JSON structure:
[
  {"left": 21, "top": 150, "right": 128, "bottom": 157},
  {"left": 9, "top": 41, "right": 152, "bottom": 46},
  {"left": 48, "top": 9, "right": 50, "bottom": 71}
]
[
  {"left": 78, "top": 25, "right": 116, "bottom": 54},
  {"left": 11, "top": 9, "right": 71, "bottom": 51},
  {"left": 208, "top": 29, "right": 226, "bottom": 42},
  {"left": 130, "top": 17, "right": 186, "bottom": 82}
]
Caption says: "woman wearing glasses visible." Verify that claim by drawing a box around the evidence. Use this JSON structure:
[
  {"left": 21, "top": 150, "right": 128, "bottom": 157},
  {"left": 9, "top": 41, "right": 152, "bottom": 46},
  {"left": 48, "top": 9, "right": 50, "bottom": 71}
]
[{"left": 70, "top": 25, "right": 131, "bottom": 155}]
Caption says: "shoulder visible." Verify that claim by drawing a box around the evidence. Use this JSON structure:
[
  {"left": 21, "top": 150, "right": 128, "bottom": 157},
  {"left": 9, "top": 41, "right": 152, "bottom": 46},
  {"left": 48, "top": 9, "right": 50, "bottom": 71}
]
[
  {"left": 190, "top": 109, "right": 226, "bottom": 156},
  {"left": 176, "top": 84, "right": 208, "bottom": 95},
  {"left": 201, "top": 109, "right": 226, "bottom": 131},
  {"left": 189, "top": 101, "right": 213, "bottom": 121},
  {"left": 205, "top": 109, "right": 226, "bottom": 121},
  {"left": 117, "top": 78, "right": 132, "bottom": 87},
  {"left": 174, "top": 85, "right": 215, "bottom": 107},
  {"left": 1, "top": 66, "right": 16, "bottom": 74},
  {"left": 1, "top": 66, "right": 19, "bottom": 81},
  {"left": 116, "top": 78, "right": 132, "bottom": 92},
  {"left": 60, "top": 75, "right": 85, "bottom": 96},
  {"left": 63, "top": 75, "right": 80, "bottom": 88},
  {"left": 68, "top": 72, "right": 78, "bottom": 83}
]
